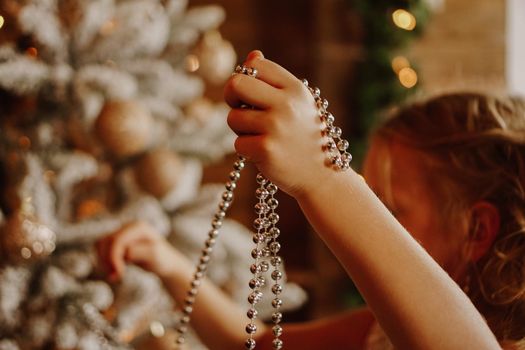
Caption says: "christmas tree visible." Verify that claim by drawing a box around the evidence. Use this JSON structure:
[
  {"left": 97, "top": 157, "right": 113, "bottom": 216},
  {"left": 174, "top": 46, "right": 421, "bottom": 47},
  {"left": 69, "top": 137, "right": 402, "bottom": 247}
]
[{"left": 0, "top": 1, "right": 306, "bottom": 349}]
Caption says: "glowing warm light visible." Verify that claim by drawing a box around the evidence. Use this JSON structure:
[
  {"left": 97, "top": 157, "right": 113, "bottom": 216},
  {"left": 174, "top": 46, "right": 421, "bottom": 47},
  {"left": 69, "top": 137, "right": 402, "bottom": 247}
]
[
  {"left": 392, "top": 9, "right": 416, "bottom": 31},
  {"left": 26, "top": 47, "right": 38, "bottom": 58},
  {"left": 21, "top": 247, "right": 32, "bottom": 259},
  {"left": 398, "top": 67, "right": 418, "bottom": 88},
  {"left": 100, "top": 20, "right": 116, "bottom": 36},
  {"left": 18, "top": 136, "right": 31, "bottom": 149},
  {"left": 391, "top": 56, "right": 410, "bottom": 73},
  {"left": 150, "top": 321, "right": 166, "bottom": 338},
  {"left": 185, "top": 54, "right": 200, "bottom": 72},
  {"left": 0, "top": 16, "right": 5, "bottom": 29}
]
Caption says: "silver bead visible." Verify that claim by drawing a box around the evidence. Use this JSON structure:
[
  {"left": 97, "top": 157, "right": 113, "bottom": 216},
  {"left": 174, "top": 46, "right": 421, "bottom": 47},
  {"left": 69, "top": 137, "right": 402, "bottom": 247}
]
[
  {"left": 176, "top": 336, "right": 186, "bottom": 344},
  {"left": 247, "top": 308, "right": 258, "bottom": 319},
  {"left": 234, "top": 160, "right": 245, "bottom": 170},
  {"left": 245, "top": 338, "right": 256, "bottom": 350},
  {"left": 181, "top": 315, "right": 190, "bottom": 324},
  {"left": 197, "top": 263, "right": 207, "bottom": 272},
  {"left": 191, "top": 279, "right": 201, "bottom": 288},
  {"left": 268, "top": 227, "right": 280, "bottom": 239},
  {"left": 194, "top": 271, "right": 204, "bottom": 280},
  {"left": 259, "top": 261, "right": 270, "bottom": 272},
  {"left": 271, "top": 312, "right": 282, "bottom": 324},
  {"left": 272, "top": 298, "right": 283, "bottom": 308},
  {"left": 219, "top": 201, "right": 230, "bottom": 211},
  {"left": 341, "top": 152, "right": 353, "bottom": 163},
  {"left": 200, "top": 255, "right": 210, "bottom": 264},
  {"left": 225, "top": 181, "right": 237, "bottom": 191},
  {"left": 263, "top": 247, "right": 272, "bottom": 257},
  {"left": 337, "top": 139, "right": 349, "bottom": 151},
  {"left": 202, "top": 246, "right": 213, "bottom": 255},
  {"left": 183, "top": 305, "right": 193, "bottom": 314},
  {"left": 205, "top": 238, "right": 216, "bottom": 248},
  {"left": 249, "top": 278, "right": 260, "bottom": 289},
  {"left": 266, "top": 198, "right": 279, "bottom": 209},
  {"left": 272, "top": 284, "right": 283, "bottom": 295},
  {"left": 177, "top": 326, "right": 188, "bottom": 334},
  {"left": 251, "top": 249, "right": 263, "bottom": 259},
  {"left": 326, "top": 139, "right": 337, "bottom": 151},
  {"left": 269, "top": 242, "right": 281, "bottom": 253},
  {"left": 212, "top": 219, "right": 222, "bottom": 229},
  {"left": 253, "top": 218, "right": 266, "bottom": 230},
  {"left": 272, "top": 325, "right": 283, "bottom": 337},
  {"left": 254, "top": 203, "right": 270, "bottom": 215},
  {"left": 185, "top": 296, "right": 195, "bottom": 305},
  {"left": 253, "top": 234, "right": 265, "bottom": 244},
  {"left": 188, "top": 288, "right": 198, "bottom": 296},
  {"left": 256, "top": 173, "right": 268, "bottom": 185},
  {"left": 257, "top": 276, "right": 266, "bottom": 287},
  {"left": 222, "top": 191, "right": 234, "bottom": 202},
  {"left": 229, "top": 171, "right": 241, "bottom": 182},
  {"left": 324, "top": 112, "right": 335, "bottom": 124},
  {"left": 322, "top": 98, "right": 329, "bottom": 109},
  {"left": 270, "top": 256, "right": 282, "bottom": 266},
  {"left": 255, "top": 188, "right": 269, "bottom": 199},
  {"left": 268, "top": 213, "right": 279, "bottom": 225},
  {"left": 313, "top": 87, "right": 321, "bottom": 97},
  {"left": 250, "top": 264, "right": 261, "bottom": 274},
  {"left": 266, "top": 183, "right": 278, "bottom": 195},
  {"left": 245, "top": 323, "right": 257, "bottom": 334},
  {"left": 272, "top": 338, "right": 283, "bottom": 349},
  {"left": 302, "top": 79, "right": 309, "bottom": 86},
  {"left": 208, "top": 229, "right": 219, "bottom": 238},
  {"left": 329, "top": 126, "right": 342, "bottom": 138},
  {"left": 271, "top": 270, "right": 283, "bottom": 281},
  {"left": 248, "top": 291, "right": 263, "bottom": 305},
  {"left": 215, "top": 211, "right": 226, "bottom": 220}
]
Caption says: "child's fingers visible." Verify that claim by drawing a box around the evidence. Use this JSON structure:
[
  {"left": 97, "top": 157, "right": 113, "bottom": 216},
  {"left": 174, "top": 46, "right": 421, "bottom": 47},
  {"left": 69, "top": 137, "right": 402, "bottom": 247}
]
[
  {"left": 227, "top": 108, "right": 268, "bottom": 136},
  {"left": 124, "top": 240, "right": 151, "bottom": 266},
  {"left": 108, "top": 224, "right": 148, "bottom": 278},
  {"left": 224, "top": 73, "right": 280, "bottom": 109},
  {"left": 234, "top": 134, "right": 268, "bottom": 163},
  {"left": 243, "top": 51, "right": 300, "bottom": 89}
]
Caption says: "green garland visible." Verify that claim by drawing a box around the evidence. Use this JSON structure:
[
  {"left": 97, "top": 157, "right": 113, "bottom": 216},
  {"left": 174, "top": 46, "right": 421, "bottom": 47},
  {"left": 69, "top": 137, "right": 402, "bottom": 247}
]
[{"left": 348, "top": 0, "right": 430, "bottom": 166}]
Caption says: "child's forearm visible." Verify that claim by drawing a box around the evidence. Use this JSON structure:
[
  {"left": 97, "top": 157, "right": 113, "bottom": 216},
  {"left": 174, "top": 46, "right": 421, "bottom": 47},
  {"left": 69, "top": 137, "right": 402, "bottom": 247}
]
[
  {"left": 296, "top": 169, "right": 500, "bottom": 350},
  {"left": 160, "top": 257, "right": 267, "bottom": 350}
]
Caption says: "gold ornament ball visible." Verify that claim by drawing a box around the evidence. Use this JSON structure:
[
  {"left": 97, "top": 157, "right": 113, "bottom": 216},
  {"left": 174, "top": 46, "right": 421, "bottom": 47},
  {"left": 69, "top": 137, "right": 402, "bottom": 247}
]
[
  {"left": 0, "top": 211, "right": 56, "bottom": 263},
  {"left": 94, "top": 100, "right": 153, "bottom": 158},
  {"left": 134, "top": 149, "right": 183, "bottom": 198},
  {"left": 195, "top": 30, "right": 237, "bottom": 85}
]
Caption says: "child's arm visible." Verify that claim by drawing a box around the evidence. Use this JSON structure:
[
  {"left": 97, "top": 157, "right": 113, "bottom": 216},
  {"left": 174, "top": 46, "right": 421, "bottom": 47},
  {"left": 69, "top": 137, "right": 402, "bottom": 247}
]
[
  {"left": 97, "top": 222, "right": 375, "bottom": 349},
  {"left": 96, "top": 222, "right": 265, "bottom": 349},
  {"left": 224, "top": 50, "right": 501, "bottom": 350}
]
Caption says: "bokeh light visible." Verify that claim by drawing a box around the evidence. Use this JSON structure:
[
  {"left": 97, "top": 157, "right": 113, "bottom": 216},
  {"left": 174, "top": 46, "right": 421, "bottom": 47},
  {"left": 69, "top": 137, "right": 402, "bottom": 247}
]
[
  {"left": 391, "top": 56, "right": 410, "bottom": 73},
  {"left": 398, "top": 67, "right": 418, "bottom": 88},
  {"left": 185, "top": 54, "right": 200, "bottom": 72},
  {"left": 0, "top": 15, "right": 5, "bottom": 29},
  {"left": 392, "top": 9, "right": 416, "bottom": 31},
  {"left": 26, "top": 47, "right": 38, "bottom": 58}
]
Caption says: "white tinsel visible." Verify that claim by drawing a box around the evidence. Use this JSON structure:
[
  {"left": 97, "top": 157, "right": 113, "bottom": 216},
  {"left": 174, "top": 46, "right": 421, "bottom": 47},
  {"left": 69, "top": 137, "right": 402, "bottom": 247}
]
[
  {"left": 86, "top": 0, "right": 170, "bottom": 62},
  {"left": 19, "top": 3, "right": 68, "bottom": 62},
  {"left": 26, "top": 312, "right": 56, "bottom": 348},
  {"left": 183, "top": 6, "right": 226, "bottom": 32},
  {"left": 0, "top": 56, "right": 50, "bottom": 94},
  {"left": 55, "top": 249, "right": 94, "bottom": 279},
  {"left": 73, "top": 0, "right": 116, "bottom": 51},
  {"left": 55, "top": 322, "right": 79, "bottom": 349},
  {"left": 0, "top": 340, "right": 19, "bottom": 350},
  {"left": 41, "top": 266, "right": 79, "bottom": 299},
  {"left": 82, "top": 281, "right": 114, "bottom": 311},
  {"left": 165, "top": 0, "right": 189, "bottom": 20},
  {"left": 0, "top": 266, "right": 32, "bottom": 331}
]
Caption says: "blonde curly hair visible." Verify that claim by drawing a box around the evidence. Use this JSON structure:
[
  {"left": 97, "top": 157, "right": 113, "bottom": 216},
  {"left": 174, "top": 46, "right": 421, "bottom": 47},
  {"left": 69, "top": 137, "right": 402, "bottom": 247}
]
[{"left": 374, "top": 93, "right": 525, "bottom": 344}]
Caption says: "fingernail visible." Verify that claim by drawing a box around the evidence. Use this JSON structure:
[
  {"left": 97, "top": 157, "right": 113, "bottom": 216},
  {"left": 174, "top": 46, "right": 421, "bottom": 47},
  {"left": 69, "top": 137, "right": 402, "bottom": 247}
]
[{"left": 247, "top": 50, "right": 264, "bottom": 60}]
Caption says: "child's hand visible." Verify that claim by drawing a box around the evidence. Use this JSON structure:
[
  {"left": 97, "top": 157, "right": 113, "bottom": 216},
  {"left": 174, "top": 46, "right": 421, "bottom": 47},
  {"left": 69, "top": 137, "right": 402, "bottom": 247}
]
[
  {"left": 224, "top": 50, "right": 334, "bottom": 198},
  {"left": 96, "top": 221, "right": 182, "bottom": 281}
]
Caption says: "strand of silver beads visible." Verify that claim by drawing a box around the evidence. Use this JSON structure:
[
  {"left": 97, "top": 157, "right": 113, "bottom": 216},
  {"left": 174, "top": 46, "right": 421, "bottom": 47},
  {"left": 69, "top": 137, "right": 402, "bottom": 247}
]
[
  {"left": 174, "top": 157, "right": 246, "bottom": 348},
  {"left": 174, "top": 65, "right": 352, "bottom": 350},
  {"left": 245, "top": 173, "right": 284, "bottom": 350},
  {"left": 302, "top": 79, "right": 352, "bottom": 170}
]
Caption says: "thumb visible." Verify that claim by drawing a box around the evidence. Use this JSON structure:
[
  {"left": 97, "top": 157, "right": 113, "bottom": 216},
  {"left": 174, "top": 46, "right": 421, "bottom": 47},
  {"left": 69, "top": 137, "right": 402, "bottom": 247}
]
[{"left": 246, "top": 50, "right": 264, "bottom": 61}]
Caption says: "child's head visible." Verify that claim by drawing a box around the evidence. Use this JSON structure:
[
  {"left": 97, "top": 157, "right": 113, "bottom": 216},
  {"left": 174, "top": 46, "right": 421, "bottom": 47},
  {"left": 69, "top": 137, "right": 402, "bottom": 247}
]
[{"left": 363, "top": 93, "right": 525, "bottom": 342}]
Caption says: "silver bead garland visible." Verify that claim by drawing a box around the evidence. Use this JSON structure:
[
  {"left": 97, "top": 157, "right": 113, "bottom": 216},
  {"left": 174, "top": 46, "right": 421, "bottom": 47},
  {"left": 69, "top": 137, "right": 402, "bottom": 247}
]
[{"left": 174, "top": 65, "right": 351, "bottom": 349}]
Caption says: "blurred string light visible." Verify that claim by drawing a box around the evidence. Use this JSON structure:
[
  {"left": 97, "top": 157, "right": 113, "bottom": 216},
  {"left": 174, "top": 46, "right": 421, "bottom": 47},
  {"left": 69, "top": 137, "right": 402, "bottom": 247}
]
[
  {"left": 392, "top": 9, "right": 417, "bottom": 30},
  {"left": 185, "top": 54, "right": 200, "bottom": 72},
  {"left": 0, "top": 15, "right": 4, "bottom": 29},
  {"left": 391, "top": 55, "right": 418, "bottom": 88},
  {"left": 26, "top": 47, "right": 38, "bottom": 58}
]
